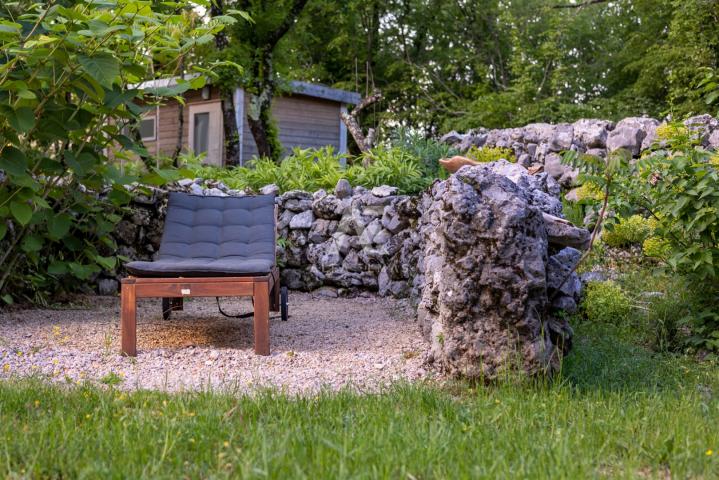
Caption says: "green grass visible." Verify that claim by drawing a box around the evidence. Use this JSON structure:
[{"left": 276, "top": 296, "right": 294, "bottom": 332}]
[{"left": 1, "top": 323, "right": 718, "bottom": 479}]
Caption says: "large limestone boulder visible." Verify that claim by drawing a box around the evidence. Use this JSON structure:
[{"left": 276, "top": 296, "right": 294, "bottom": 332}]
[{"left": 417, "top": 165, "right": 570, "bottom": 381}]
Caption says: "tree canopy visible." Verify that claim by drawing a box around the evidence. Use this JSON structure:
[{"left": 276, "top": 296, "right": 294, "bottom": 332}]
[{"left": 218, "top": 0, "right": 719, "bottom": 138}]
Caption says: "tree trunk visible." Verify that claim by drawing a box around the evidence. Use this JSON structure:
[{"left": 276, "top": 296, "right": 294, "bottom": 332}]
[
  {"left": 246, "top": 84, "right": 277, "bottom": 160},
  {"left": 244, "top": 0, "right": 309, "bottom": 162},
  {"left": 171, "top": 56, "right": 186, "bottom": 167},
  {"left": 210, "top": 0, "right": 240, "bottom": 166},
  {"left": 222, "top": 92, "right": 241, "bottom": 166}
]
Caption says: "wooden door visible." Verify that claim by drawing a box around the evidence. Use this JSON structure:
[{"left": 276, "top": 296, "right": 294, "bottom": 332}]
[{"left": 189, "top": 102, "right": 224, "bottom": 166}]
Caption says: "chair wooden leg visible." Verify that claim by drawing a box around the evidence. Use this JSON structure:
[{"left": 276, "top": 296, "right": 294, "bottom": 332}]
[
  {"left": 270, "top": 282, "right": 280, "bottom": 312},
  {"left": 121, "top": 281, "right": 137, "bottom": 356},
  {"left": 171, "top": 297, "right": 183, "bottom": 311},
  {"left": 253, "top": 281, "right": 270, "bottom": 355}
]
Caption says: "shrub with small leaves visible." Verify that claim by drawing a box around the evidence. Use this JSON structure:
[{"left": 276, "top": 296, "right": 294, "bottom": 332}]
[
  {"left": 642, "top": 236, "right": 672, "bottom": 260},
  {"left": 574, "top": 182, "right": 604, "bottom": 202},
  {"left": 465, "top": 146, "right": 516, "bottom": 163},
  {"left": 602, "top": 215, "right": 655, "bottom": 248},
  {"left": 583, "top": 281, "right": 632, "bottom": 324}
]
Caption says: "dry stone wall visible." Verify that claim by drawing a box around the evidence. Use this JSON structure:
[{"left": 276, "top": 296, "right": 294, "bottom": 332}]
[{"left": 441, "top": 114, "right": 719, "bottom": 187}]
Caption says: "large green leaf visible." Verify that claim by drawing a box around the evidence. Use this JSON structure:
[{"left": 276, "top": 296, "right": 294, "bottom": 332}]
[
  {"left": 10, "top": 201, "right": 32, "bottom": 226},
  {"left": 47, "top": 213, "right": 73, "bottom": 240},
  {"left": 0, "top": 146, "right": 28, "bottom": 176},
  {"left": 21, "top": 234, "right": 44, "bottom": 253},
  {"left": 7, "top": 107, "right": 35, "bottom": 133},
  {"left": 94, "top": 255, "right": 116, "bottom": 270},
  {"left": 77, "top": 53, "right": 120, "bottom": 89}
]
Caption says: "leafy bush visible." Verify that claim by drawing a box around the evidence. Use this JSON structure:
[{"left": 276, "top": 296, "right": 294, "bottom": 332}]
[
  {"left": 465, "top": 146, "right": 516, "bottom": 163},
  {"left": 602, "top": 215, "right": 655, "bottom": 248},
  {"left": 642, "top": 236, "right": 671, "bottom": 260},
  {"left": 186, "top": 146, "right": 431, "bottom": 195},
  {"left": 566, "top": 120, "right": 719, "bottom": 352},
  {"left": 389, "top": 128, "right": 458, "bottom": 178},
  {"left": 574, "top": 181, "right": 604, "bottom": 202},
  {"left": 355, "top": 147, "right": 430, "bottom": 194},
  {"left": 583, "top": 281, "right": 633, "bottom": 324},
  {"left": 0, "top": 1, "right": 227, "bottom": 304}
]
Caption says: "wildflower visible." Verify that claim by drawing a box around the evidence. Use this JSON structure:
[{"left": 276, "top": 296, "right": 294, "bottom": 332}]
[
  {"left": 34, "top": 400, "right": 40, "bottom": 408},
  {"left": 86, "top": 414, "right": 91, "bottom": 419},
  {"left": 52, "top": 359, "right": 59, "bottom": 365},
  {"left": 223, "top": 441, "right": 230, "bottom": 448},
  {"left": 2, "top": 364, "right": 9, "bottom": 372},
  {"left": 707, "top": 450, "right": 714, "bottom": 456}
]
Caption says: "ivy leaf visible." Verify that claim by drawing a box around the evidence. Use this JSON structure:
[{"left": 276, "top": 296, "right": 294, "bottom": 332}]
[
  {"left": 77, "top": 53, "right": 120, "bottom": 89},
  {"left": 47, "top": 213, "right": 72, "bottom": 240},
  {"left": 10, "top": 201, "right": 32, "bottom": 225}
]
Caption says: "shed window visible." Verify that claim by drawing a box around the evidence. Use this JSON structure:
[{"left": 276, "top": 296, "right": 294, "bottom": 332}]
[
  {"left": 139, "top": 116, "right": 156, "bottom": 141},
  {"left": 193, "top": 112, "right": 210, "bottom": 154}
]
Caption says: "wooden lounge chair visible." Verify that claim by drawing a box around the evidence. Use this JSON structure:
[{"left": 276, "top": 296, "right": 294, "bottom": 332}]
[{"left": 120, "top": 192, "right": 287, "bottom": 357}]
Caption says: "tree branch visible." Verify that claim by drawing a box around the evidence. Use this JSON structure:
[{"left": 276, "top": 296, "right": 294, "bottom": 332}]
[
  {"left": 265, "top": 0, "right": 310, "bottom": 49},
  {"left": 340, "top": 90, "right": 382, "bottom": 153}
]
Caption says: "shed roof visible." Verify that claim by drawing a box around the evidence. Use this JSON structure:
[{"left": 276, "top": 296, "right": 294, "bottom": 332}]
[{"left": 136, "top": 75, "right": 361, "bottom": 105}]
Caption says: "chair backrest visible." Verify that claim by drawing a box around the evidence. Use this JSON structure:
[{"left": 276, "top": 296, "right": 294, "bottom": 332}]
[{"left": 158, "top": 192, "right": 276, "bottom": 264}]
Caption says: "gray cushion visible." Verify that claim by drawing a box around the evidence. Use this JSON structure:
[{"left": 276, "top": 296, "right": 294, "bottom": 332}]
[{"left": 125, "top": 192, "right": 276, "bottom": 277}]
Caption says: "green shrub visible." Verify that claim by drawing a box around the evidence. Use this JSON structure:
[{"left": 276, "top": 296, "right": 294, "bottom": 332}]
[
  {"left": 0, "top": 1, "right": 221, "bottom": 304},
  {"left": 389, "top": 128, "right": 458, "bottom": 178},
  {"left": 583, "top": 281, "right": 632, "bottom": 324},
  {"left": 602, "top": 215, "right": 655, "bottom": 248},
  {"left": 642, "top": 236, "right": 671, "bottom": 260},
  {"left": 574, "top": 181, "right": 604, "bottom": 202},
  {"left": 184, "top": 146, "right": 431, "bottom": 195},
  {"left": 355, "top": 147, "right": 430, "bottom": 194},
  {"left": 465, "top": 146, "right": 516, "bottom": 163}
]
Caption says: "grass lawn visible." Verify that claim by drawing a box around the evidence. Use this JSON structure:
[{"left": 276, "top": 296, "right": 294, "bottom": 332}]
[{"left": 1, "top": 322, "right": 718, "bottom": 479}]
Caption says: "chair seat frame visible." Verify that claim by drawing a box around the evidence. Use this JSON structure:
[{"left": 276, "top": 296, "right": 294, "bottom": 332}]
[{"left": 120, "top": 266, "right": 280, "bottom": 356}]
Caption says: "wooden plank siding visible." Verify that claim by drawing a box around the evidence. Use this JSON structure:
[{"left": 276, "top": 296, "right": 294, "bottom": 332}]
[
  {"left": 141, "top": 87, "right": 224, "bottom": 160},
  {"left": 135, "top": 88, "right": 342, "bottom": 165},
  {"left": 241, "top": 94, "right": 341, "bottom": 162}
]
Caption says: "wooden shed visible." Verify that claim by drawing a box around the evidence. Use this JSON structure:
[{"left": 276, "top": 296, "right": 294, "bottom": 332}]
[{"left": 135, "top": 78, "right": 361, "bottom": 166}]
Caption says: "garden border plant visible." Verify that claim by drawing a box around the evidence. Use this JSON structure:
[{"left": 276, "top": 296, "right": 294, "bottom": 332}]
[{"left": 0, "top": 0, "right": 241, "bottom": 304}]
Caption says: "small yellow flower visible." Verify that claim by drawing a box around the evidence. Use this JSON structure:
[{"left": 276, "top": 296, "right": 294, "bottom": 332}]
[
  {"left": 707, "top": 449, "right": 714, "bottom": 456},
  {"left": 34, "top": 400, "right": 40, "bottom": 408},
  {"left": 223, "top": 441, "right": 230, "bottom": 448},
  {"left": 52, "top": 359, "right": 59, "bottom": 365},
  {"left": 3, "top": 364, "right": 9, "bottom": 372},
  {"left": 86, "top": 414, "right": 91, "bottom": 419}
]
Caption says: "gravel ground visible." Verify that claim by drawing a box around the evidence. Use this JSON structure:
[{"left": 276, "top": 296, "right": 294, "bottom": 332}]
[{"left": 0, "top": 292, "right": 429, "bottom": 394}]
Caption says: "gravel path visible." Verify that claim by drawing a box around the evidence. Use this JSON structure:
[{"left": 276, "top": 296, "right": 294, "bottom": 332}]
[{"left": 0, "top": 293, "right": 428, "bottom": 394}]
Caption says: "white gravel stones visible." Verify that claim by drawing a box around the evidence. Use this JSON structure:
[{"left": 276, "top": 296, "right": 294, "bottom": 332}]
[{"left": 0, "top": 294, "right": 427, "bottom": 394}]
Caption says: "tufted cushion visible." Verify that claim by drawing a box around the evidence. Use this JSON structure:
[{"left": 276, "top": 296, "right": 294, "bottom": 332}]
[{"left": 125, "top": 192, "right": 276, "bottom": 277}]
